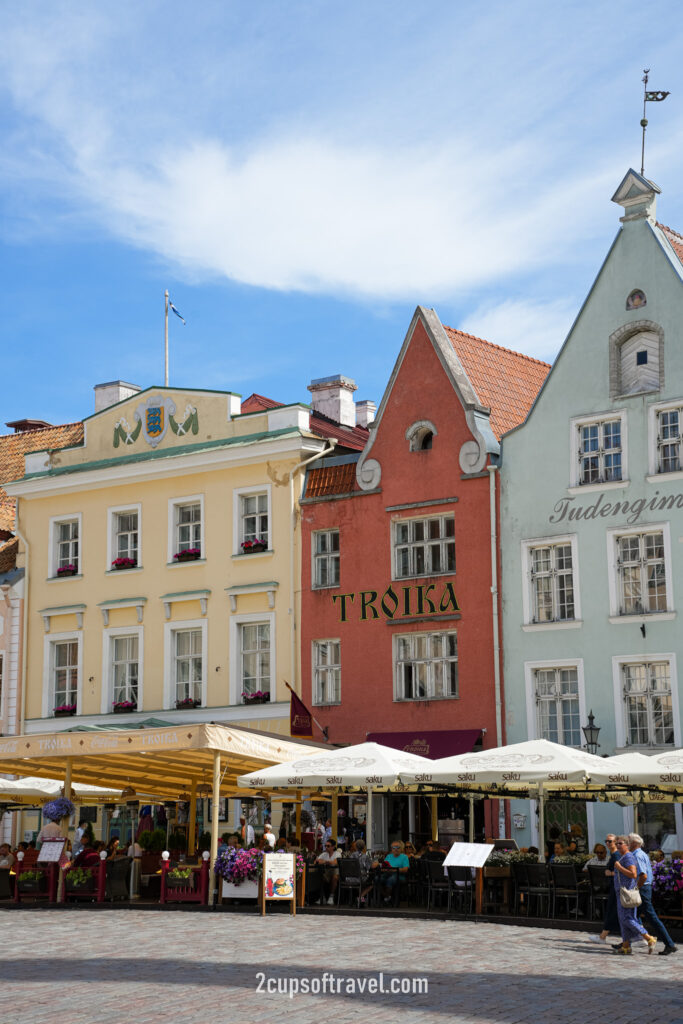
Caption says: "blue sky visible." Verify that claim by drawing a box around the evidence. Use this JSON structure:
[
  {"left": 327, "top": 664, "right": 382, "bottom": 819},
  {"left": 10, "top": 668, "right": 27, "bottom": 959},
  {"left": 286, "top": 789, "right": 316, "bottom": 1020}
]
[{"left": 2, "top": 1, "right": 683, "bottom": 426}]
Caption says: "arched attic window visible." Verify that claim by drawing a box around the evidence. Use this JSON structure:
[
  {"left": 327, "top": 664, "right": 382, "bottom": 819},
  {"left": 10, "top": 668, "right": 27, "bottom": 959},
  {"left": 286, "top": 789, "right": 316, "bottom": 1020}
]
[{"left": 406, "top": 420, "right": 437, "bottom": 452}]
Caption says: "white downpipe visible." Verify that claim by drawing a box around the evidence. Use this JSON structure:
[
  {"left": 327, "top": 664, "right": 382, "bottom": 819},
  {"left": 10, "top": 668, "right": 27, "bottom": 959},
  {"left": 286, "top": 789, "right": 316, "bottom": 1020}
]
[
  {"left": 14, "top": 504, "right": 29, "bottom": 737},
  {"left": 487, "top": 464, "right": 505, "bottom": 838},
  {"left": 287, "top": 441, "right": 336, "bottom": 699}
]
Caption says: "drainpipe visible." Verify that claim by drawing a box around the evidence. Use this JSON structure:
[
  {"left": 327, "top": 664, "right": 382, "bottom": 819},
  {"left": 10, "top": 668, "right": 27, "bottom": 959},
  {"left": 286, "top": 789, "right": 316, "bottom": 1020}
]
[
  {"left": 487, "top": 463, "right": 505, "bottom": 838},
  {"left": 14, "top": 500, "right": 29, "bottom": 737},
  {"left": 287, "top": 440, "right": 337, "bottom": 701}
]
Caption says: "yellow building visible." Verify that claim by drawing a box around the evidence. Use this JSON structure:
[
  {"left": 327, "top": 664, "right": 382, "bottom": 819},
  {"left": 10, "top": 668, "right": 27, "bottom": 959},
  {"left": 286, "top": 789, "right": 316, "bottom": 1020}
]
[{"left": 5, "top": 382, "right": 337, "bottom": 746}]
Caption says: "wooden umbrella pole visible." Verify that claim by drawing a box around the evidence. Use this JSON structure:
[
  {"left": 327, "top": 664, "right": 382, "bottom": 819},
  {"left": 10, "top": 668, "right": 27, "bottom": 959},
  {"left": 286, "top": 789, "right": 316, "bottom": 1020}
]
[
  {"left": 209, "top": 753, "right": 221, "bottom": 903},
  {"left": 188, "top": 780, "right": 197, "bottom": 856}
]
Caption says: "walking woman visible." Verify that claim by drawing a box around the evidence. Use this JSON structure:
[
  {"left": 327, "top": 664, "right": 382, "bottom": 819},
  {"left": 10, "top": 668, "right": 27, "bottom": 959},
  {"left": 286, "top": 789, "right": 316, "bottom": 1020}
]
[{"left": 612, "top": 836, "right": 657, "bottom": 955}]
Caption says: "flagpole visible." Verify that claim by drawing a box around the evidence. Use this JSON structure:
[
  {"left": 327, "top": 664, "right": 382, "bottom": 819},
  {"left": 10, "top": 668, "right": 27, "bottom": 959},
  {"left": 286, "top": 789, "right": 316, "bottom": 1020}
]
[
  {"left": 641, "top": 69, "right": 649, "bottom": 176},
  {"left": 164, "top": 289, "right": 169, "bottom": 387}
]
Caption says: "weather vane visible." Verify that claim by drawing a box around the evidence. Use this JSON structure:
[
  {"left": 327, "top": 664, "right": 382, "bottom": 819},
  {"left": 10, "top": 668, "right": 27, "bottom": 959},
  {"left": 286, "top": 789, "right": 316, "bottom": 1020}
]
[{"left": 640, "top": 69, "right": 669, "bottom": 177}]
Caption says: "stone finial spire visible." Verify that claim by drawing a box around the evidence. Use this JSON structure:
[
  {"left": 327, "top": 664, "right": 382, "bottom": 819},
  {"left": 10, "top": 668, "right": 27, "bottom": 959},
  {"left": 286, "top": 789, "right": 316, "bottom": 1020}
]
[{"left": 611, "top": 168, "right": 661, "bottom": 224}]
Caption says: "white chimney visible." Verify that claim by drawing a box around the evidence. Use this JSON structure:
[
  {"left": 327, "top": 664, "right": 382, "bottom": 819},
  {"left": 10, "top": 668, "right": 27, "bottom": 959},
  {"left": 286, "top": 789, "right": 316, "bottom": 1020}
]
[
  {"left": 94, "top": 380, "right": 141, "bottom": 413},
  {"left": 307, "top": 375, "right": 357, "bottom": 428},
  {"left": 355, "top": 400, "right": 376, "bottom": 428}
]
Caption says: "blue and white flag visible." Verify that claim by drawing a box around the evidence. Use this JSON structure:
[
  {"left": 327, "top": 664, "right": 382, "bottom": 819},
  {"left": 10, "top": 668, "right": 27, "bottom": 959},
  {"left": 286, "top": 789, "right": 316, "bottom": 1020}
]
[{"left": 169, "top": 301, "right": 186, "bottom": 324}]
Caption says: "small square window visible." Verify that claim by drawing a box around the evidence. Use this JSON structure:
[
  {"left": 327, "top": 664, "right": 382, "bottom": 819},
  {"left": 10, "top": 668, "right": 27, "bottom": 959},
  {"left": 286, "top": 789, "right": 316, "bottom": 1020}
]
[{"left": 636, "top": 350, "right": 648, "bottom": 366}]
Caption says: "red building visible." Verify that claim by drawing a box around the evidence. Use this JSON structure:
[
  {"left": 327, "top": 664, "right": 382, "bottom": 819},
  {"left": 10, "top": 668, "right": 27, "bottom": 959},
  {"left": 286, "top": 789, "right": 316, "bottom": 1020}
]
[{"left": 299, "top": 306, "right": 549, "bottom": 842}]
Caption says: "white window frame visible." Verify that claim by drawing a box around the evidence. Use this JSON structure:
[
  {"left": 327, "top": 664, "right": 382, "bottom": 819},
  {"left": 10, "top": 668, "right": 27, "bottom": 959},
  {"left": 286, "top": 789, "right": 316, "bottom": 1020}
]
[
  {"left": 229, "top": 611, "right": 276, "bottom": 704},
  {"left": 163, "top": 618, "right": 207, "bottom": 709},
  {"left": 524, "top": 658, "right": 586, "bottom": 745},
  {"left": 392, "top": 513, "right": 456, "bottom": 581},
  {"left": 392, "top": 630, "right": 458, "bottom": 702},
  {"left": 107, "top": 503, "right": 142, "bottom": 570},
  {"left": 611, "top": 653, "right": 681, "bottom": 750},
  {"left": 312, "top": 639, "right": 341, "bottom": 705},
  {"left": 167, "top": 494, "right": 205, "bottom": 563},
  {"left": 233, "top": 485, "right": 272, "bottom": 554},
  {"left": 521, "top": 534, "right": 582, "bottom": 630},
  {"left": 48, "top": 512, "right": 82, "bottom": 578},
  {"left": 101, "top": 625, "right": 144, "bottom": 714},
  {"left": 0, "top": 652, "right": 4, "bottom": 722},
  {"left": 647, "top": 398, "right": 683, "bottom": 481},
  {"left": 42, "top": 631, "right": 83, "bottom": 717},
  {"left": 312, "top": 529, "right": 340, "bottom": 589},
  {"left": 606, "top": 522, "right": 674, "bottom": 622},
  {"left": 568, "top": 411, "right": 628, "bottom": 492}
]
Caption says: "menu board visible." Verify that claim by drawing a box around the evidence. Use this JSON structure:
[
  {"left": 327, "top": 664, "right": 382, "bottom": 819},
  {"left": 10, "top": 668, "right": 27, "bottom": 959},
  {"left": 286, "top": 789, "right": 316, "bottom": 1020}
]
[
  {"left": 443, "top": 842, "right": 494, "bottom": 869},
  {"left": 263, "top": 852, "right": 295, "bottom": 900},
  {"left": 37, "top": 838, "right": 67, "bottom": 863}
]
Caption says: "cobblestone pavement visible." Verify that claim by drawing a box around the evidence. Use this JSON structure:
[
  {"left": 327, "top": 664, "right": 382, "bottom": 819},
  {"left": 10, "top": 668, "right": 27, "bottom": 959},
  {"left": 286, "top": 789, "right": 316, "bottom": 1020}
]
[{"left": 1, "top": 910, "right": 681, "bottom": 1024}]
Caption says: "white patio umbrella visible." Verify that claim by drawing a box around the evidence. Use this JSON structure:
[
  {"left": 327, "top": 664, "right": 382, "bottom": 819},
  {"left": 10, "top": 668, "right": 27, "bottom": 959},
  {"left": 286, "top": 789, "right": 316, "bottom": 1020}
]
[
  {"left": 599, "top": 749, "right": 683, "bottom": 789},
  {"left": 398, "top": 739, "right": 619, "bottom": 861},
  {"left": 238, "top": 741, "right": 434, "bottom": 851},
  {"left": 0, "top": 776, "right": 122, "bottom": 802}
]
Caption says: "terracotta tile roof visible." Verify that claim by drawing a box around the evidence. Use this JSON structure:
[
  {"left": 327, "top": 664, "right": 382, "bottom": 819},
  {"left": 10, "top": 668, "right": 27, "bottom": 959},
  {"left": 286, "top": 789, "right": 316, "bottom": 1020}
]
[
  {"left": 444, "top": 327, "right": 550, "bottom": 439},
  {"left": 240, "top": 394, "right": 368, "bottom": 452},
  {"left": 0, "top": 536, "right": 18, "bottom": 574},
  {"left": 0, "top": 421, "right": 84, "bottom": 530},
  {"left": 305, "top": 461, "right": 358, "bottom": 498},
  {"left": 657, "top": 222, "right": 683, "bottom": 264}
]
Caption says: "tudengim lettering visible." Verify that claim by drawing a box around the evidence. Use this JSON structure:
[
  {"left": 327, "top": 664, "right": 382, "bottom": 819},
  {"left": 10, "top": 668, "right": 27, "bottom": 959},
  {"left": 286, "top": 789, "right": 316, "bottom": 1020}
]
[{"left": 549, "top": 489, "right": 683, "bottom": 526}]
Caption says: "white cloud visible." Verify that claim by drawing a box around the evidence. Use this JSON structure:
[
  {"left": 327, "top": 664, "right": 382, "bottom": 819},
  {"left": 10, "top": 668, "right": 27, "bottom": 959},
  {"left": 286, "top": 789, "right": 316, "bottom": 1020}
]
[{"left": 460, "top": 299, "right": 575, "bottom": 363}]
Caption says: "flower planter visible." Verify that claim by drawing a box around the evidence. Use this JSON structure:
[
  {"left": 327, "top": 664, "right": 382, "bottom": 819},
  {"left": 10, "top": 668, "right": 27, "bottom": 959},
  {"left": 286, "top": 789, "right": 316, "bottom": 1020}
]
[
  {"left": 54, "top": 708, "right": 76, "bottom": 718},
  {"left": 18, "top": 877, "right": 47, "bottom": 894},
  {"left": 175, "top": 699, "right": 201, "bottom": 709},
  {"left": 113, "top": 704, "right": 137, "bottom": 714},
  {"left": 242, "top": 697, "right": 270, "bottom": 705},
  {"left": 241, "top": 543, "right": 268, "bottom": 554},
  {"left": 174, "top": 551, "right": 201, "bottom": 562},
  {"left": 167, "top": 874, "right": 195, "bottom": 889},
  {"left": 222, "top": 879, "right": 259, "bottom": 899},
  {"left": 113, "top": 562, "right": 137, "bottom": 570},
  {"left": 56, "top": 569, "right": 77, "bottom": 578},
  {"left": 66, "top": 879, "right": 96, "bottom": 894}
]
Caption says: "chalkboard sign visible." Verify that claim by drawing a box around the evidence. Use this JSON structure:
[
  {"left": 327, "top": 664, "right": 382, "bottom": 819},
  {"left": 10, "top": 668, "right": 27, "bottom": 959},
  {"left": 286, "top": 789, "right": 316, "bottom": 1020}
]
[{"left": 79, "top": 806, "right": 98, "bottom": 823}]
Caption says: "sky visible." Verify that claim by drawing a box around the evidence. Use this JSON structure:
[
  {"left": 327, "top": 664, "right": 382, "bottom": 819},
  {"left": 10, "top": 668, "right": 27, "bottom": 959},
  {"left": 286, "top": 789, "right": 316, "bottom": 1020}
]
[{"left": 2, "top": 0, "right": 683, "bottom": 427}]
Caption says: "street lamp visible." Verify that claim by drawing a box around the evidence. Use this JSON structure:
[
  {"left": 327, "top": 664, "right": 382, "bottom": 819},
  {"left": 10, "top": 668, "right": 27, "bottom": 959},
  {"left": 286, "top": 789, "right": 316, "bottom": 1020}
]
[{"left": 582, "top": 710, "right": 601, "bottom": 755}]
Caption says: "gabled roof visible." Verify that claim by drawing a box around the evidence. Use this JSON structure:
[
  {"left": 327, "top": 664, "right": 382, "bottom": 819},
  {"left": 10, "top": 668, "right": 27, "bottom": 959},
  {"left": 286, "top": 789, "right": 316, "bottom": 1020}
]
[
  {"left": 0, "top": 537, "right": 19, "bottom": 574},
  {"left": 0, "top": 422, "right": 84, "bottom": 531},
  {"left": 304, "top": 457, "right": 360, "bottom": 499},
  {"left": 657, "top": 222, "right": 683, "bottom": 265},
  {"left": 241, "top": 394, "right": 369, "bottom": 452},
  {"left": 444, "top": 328, "right": 551, "bottom": 440}
]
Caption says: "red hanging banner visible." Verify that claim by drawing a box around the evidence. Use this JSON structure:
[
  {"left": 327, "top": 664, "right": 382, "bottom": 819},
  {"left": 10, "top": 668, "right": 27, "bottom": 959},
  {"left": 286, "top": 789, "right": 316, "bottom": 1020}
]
[{"left": 289, "top": 689, "right": 314, "bottom": 738}]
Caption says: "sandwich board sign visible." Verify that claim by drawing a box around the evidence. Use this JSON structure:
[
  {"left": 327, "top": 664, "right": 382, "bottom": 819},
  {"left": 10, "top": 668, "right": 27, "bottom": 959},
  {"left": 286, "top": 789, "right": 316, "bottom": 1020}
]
[{"left": 261, "top": 852, "right": 296, "bottom": 916}]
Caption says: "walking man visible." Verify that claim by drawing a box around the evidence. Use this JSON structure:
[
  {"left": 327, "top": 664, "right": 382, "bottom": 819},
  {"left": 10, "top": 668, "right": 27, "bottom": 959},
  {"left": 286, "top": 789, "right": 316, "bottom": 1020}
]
[{"left": 629, "top": 832, "right": 677, "bottom": 957}]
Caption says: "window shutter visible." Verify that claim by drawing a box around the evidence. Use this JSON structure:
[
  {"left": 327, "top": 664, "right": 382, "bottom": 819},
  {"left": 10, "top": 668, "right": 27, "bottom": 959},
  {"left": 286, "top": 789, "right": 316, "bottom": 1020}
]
[{"left": 620, "top": 331, "right": 659, "bottom": 394}]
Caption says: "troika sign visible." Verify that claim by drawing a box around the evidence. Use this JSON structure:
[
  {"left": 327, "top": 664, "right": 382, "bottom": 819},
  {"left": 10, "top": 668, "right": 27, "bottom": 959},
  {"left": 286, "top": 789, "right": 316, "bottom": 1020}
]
[
  {"left": 331, "top": 581, "right": 459, "bottom": 622},
  {"left": 549, "top": 488, "right": 683, "bottom": 526}
]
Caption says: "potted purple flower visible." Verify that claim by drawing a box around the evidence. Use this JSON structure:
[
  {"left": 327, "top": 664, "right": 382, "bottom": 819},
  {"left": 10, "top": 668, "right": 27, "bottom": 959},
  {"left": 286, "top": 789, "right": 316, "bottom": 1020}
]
[
  {"left": 652, "top": 857, "right": 683, "bottom": 911},
  {"left": 173, "top": 547, "right": 201, "bottom": 562},
  {"left": 112, "top": 699, "right": 137, "bottom": 714},
  {"left": 214, "top": 847, "right": 264, "bottom": 899},
  {"left": 242, "top": 690, "right": 270, "bottom": 705},
  {"left": 56, "top": 564, "right": 78, "bottom": 577},
  {"left": 175, "top": 695, "right": 201, "bottom": 709},
  {"left": 54, "top": 703, "right": 77, "bottom": 717},
  {"left": 111, "top": 556, "right": 137, "bottom": 570},
  {"left": 241, "top": 538, "right": 268, "bottom": 554}
]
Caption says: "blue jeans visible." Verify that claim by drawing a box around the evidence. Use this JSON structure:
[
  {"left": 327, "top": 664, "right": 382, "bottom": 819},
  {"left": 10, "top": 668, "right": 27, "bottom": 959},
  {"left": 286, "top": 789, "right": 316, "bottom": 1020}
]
[{"left": 639, "top": 884, "right": 676, "bottom": 948}]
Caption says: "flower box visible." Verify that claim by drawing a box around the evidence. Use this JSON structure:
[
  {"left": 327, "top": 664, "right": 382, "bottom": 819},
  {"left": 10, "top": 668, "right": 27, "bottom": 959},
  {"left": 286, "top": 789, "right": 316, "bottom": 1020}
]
[
  {"left": 222, "top": 879, "right": 259, "bottom": 899},
  {"left": 66, "top": 878, "right": 96, "bottom": 894},
  {"left": 173, "top": 549, "right": 201, "bottom": 562},
  {"left": 242, "top": 691, "right": 270, "bottom": 706},
  {"left": 167, "top": 873, "right": 196, "bottom": 889},
  {"left": 112, "top": 557, "right": 137, "bottom": 570},
  {"left": 175, "top": 698, "right": 201, "bottom": 709},
  {"left": 54, "top": 707, "right": 77, "bottom": 718},
  {"left": 18, "top": 875, "right": 47, "bottom": 893},
  {"left": 56, "top": 566, "right": 78, "bottom": 577},
  {"left": 113, "top": 702, "right": 137, "bottom": 714},
  {"left": 241, "top": 541, "right": 268, "bottom": 554}
]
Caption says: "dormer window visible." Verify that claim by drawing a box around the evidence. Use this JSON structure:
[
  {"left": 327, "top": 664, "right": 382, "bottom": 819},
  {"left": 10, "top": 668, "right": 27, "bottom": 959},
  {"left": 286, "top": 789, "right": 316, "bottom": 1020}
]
[{"left": 609, "top": 321, "right": 664, "bottom": 399}]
